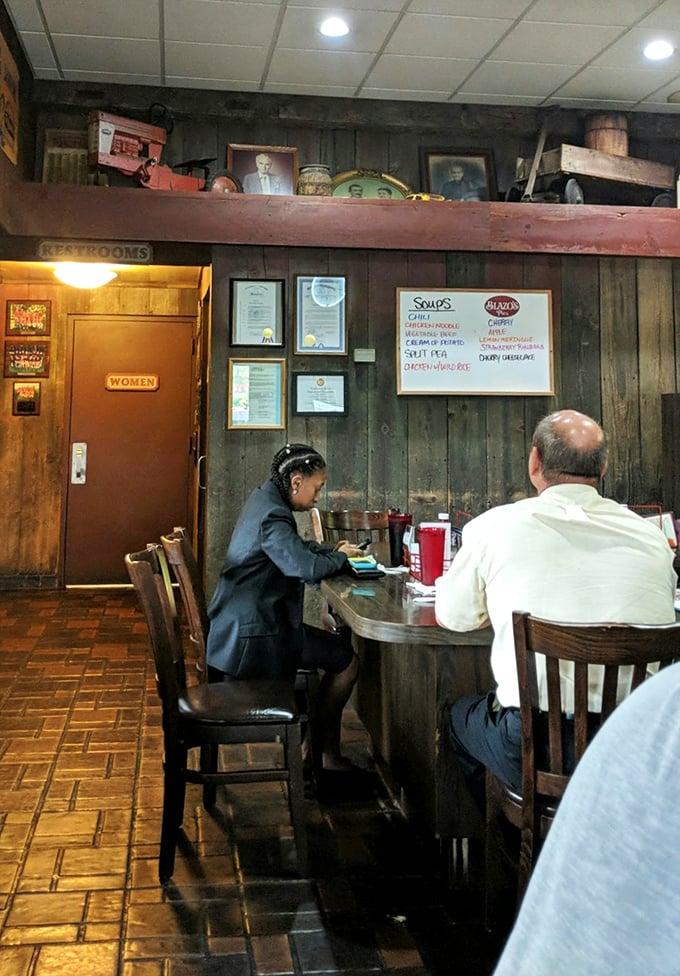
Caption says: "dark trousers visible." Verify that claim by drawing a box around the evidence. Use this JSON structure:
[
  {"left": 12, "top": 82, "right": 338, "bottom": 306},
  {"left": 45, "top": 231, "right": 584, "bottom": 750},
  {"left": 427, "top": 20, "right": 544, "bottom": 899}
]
[{"left": 448, "top": 692, "right": 522, "bottom": 805}]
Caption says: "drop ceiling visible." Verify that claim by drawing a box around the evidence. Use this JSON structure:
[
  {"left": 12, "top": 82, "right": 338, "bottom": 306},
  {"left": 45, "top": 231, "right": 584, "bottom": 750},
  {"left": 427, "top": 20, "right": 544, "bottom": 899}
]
[{"left": 4, "top": 0, "right": 680, "bottom": 113}]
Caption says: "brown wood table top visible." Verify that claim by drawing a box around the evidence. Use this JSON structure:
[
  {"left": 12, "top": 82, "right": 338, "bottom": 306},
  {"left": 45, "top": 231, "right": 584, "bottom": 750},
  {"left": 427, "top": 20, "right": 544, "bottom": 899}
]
[{"left": 321, "top": 570, "right": 492, "bottom": 646}]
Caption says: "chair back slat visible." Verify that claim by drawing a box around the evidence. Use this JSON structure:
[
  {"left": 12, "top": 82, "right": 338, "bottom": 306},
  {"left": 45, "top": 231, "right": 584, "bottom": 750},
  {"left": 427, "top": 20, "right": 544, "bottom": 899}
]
[
  {"left": 161, "top": 527, "right": 209, "bottom": 674},
  {"left": 318, "top": 509, "right": 390, "bottom": 543}
]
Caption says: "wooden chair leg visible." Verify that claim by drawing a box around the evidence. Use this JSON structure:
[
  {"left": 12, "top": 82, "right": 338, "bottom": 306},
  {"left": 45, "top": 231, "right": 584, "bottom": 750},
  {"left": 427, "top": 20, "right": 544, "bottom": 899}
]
[
  {"left": 159, "top": 767, "right": 184, "bottom": 883},
  {"left": 201, "top": 743, "right": 219, "bottom": 808},
  {"left": 285, "top": 722, "right": 309, "bottom": 876}
]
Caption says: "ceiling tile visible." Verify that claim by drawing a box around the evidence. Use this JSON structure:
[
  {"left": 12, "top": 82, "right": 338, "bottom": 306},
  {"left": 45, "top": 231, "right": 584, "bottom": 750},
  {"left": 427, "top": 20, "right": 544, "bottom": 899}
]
[
  {"left": 554, "top": 65, "right": 678, "bottom": 101},
  {"left": 51, "top": 35, "right": 160, "bottom": 75},
  {"left": 266, "top": 48, "right": 374, "bottom": 87},
  {"left": 492, "top": 22, "right": 623, "bottom": 64},
  {"left": 40, "top": 0, "right": 158, "bottom": 37},
  {"left": 528, "top": 0, "right": 659, "bottom": 26},
  {"left": 17, "top": 32, "right": 57, "bottom": 70},
  {"left": 4, "top": 0, "right": 43, "bottom": 32},
  {"left": 165, "top": 41, "right": 267, "bottom": 81},
  {"left": 277, "top": 7, "right": 399, "bottom": 52},
  {"left": 461, "top": 60, "right": 578, "bottom": 98},
  {"left": 365, "top": 55, "right": 477, "bottom": 94},
  {"left": 591, "top": 27, "right": 680, "bottom": 69},
  {"left": 164, "top": 0, "right": 279, "bottom": 45},
  {"left": 386, "top": 15, "right": 514, "bottom": 59}
]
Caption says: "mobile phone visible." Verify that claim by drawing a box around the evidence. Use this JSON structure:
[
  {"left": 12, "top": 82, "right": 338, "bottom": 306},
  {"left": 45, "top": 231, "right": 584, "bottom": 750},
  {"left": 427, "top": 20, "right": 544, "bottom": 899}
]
[{"left": 357, "top": 539, "right": 371, "bottom": 550}]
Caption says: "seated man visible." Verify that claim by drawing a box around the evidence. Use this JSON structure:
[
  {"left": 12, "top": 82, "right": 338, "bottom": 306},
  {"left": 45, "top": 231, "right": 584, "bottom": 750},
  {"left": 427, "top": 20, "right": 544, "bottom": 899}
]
[
  {"left": 493, "top": 661, "right": 680, "bottom": 975},
  {"left": 435, "top": 408, "right": 676, "bottom": 801}
]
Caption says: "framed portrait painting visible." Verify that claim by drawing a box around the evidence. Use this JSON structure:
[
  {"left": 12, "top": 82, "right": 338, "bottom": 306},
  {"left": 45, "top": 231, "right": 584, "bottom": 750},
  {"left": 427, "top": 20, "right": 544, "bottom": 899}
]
[
  {"left": 227, "top": 144, "right": 298, "bottom": 196},
  {"left": 331, "top": 169, "right": 410, "bottom": 199},
  {"left": 420, "top": 149, "right": 496, "bottom": 202}
]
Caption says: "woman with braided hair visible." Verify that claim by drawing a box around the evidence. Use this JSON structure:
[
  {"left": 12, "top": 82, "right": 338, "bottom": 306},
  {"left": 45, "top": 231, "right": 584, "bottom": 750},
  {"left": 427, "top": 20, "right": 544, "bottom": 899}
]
[{"left": 206, "top": 443, "right": 365, "bottom": 775}]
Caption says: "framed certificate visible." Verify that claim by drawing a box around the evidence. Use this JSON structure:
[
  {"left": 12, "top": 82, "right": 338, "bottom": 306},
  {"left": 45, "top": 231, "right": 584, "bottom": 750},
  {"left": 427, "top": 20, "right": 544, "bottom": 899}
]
[
  {"left": 292, "top": 371, "right": 347, "bottom": 416},
  {"left": 295, "top": 276, "right": 347, "bottom": 354},
  {"left": 230, "top": 279, "right": 284, "bottom": 346},
  {"left": 227, "top": 358, "right": 285, "bottom": 429}
]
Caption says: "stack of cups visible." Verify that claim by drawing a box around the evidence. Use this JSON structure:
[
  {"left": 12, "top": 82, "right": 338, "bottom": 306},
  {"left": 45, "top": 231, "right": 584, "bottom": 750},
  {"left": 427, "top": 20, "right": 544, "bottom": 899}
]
[{"left": 387, "top": 512, "right": 412, "bottom": 566}]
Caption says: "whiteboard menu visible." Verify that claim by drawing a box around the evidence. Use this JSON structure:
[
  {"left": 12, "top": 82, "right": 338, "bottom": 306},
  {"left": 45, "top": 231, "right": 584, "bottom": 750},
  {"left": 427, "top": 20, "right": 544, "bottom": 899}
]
[{"left": 397, "top": 288, "right": 553, "bottom": 396}]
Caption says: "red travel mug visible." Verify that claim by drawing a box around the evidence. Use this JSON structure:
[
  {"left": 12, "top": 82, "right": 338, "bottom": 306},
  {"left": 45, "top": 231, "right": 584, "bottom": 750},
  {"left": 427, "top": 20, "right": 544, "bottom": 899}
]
[{"left": 418, "top": 526, "right": 446, "bottom": 585}]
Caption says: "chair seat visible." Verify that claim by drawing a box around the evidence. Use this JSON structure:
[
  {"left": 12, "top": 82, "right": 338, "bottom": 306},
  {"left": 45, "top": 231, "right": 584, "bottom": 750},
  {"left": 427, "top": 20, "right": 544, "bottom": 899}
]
[{"left": 179, "top": 679, "right": 299, "bottom": 723}]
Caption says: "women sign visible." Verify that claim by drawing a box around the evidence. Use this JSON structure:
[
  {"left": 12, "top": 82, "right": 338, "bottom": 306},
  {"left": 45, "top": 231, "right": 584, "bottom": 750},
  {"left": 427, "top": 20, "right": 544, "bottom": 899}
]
[{"left": 396, "top": 288, "right": 553, "bottom": 396}]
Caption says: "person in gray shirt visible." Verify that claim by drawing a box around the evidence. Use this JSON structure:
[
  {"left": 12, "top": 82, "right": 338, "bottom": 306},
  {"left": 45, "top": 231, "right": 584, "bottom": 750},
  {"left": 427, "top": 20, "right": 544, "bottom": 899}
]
[{"left": 493, "top": 660, "right": 680, "bottom": 976}]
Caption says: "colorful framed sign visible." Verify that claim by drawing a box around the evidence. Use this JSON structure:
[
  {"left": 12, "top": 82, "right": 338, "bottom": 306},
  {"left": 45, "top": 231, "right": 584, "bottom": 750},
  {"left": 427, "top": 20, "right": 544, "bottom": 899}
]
[
  {"left": 227, "top": 358, "right": 285, "bottom": 429},
  {"left": 3, "top": 341, "right": 51, "bottom": 378},
  {"left": 12, "top": 381, "right": 41, "bottom": 416},
  {"left": 6, "top": 300, "right": 51, "bottom": 336}
]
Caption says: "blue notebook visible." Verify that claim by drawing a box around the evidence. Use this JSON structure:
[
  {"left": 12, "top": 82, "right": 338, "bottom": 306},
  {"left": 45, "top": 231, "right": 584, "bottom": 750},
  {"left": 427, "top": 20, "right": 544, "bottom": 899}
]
[{"left": 347, "top": 555, "right": 385, "bottom": 579}]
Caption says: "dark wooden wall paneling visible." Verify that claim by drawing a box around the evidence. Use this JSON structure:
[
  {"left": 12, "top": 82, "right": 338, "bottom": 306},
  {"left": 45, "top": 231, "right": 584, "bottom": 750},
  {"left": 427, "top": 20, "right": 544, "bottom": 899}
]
[{"left": 204, "top": 245, "right": 680, "bottom": 590}]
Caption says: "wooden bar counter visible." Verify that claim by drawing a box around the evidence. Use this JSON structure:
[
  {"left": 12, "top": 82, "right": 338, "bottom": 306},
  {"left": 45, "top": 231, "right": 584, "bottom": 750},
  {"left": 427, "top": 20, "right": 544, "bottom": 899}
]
[{"left": 321, "top": 570, "right": 493, "bottom": 848}]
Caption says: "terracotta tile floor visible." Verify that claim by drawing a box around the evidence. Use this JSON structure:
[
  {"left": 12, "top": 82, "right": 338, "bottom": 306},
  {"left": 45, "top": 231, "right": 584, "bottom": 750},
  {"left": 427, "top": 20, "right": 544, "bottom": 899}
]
[{"left": 0, "top": 589, "right": 509, "bottom": 976}]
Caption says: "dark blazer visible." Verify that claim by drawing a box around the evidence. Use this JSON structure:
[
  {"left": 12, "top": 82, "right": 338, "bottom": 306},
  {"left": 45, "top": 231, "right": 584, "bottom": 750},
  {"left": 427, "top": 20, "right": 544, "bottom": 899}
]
[
  {"left": 242, "top": 171, "right": 285, "bottom": 194},
  {"left": 206, "top": 479, "right": 347, "bottom": 678}
]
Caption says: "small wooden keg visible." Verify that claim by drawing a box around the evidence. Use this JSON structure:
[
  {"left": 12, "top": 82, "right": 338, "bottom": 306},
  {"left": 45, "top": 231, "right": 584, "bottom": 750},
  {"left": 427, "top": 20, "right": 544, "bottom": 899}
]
[{"left": 584, "top": 112, "right": 629, "bottom": 156}]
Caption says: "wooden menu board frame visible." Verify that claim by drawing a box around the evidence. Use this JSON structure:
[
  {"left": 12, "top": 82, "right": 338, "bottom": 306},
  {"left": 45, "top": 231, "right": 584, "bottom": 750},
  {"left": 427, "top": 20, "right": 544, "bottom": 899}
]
[{"left": 396, "top": 288, "right": 553, "bottom": 396}]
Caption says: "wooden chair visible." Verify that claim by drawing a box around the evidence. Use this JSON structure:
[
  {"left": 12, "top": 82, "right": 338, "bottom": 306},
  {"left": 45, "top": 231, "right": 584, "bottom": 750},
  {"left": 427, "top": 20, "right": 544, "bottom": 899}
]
[
  {"left": 316, "top": 509, "right": 390, "bottom": 544},
  {"left": 125, "top": 544, "right": 308, "bottom": 882},
  {"left": 485, "top": 611, "right": 680, "bottom": 929},
  {"left": 161, "top": 526, "right": 321, "bottom": 772}
]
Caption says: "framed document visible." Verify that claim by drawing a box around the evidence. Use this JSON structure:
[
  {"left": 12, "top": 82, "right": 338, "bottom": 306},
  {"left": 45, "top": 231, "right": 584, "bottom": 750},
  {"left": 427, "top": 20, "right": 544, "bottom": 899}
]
[
  {"left": 295, "top": 276, "right": 347, "bottom": 355},
  {"left": 227, "top": 358, "right": 285, "bottom": 429},
  {"left": 230, "top": 279, "right": 284, "bottom": 346},
  {"left": 292, "top": 371, "right": 347, "bottom": 416}
]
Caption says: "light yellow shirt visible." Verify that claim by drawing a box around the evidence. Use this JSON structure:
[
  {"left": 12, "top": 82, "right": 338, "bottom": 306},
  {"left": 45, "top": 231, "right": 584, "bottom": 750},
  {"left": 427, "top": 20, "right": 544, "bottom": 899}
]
[{"left": 435, "top": 484, "right": 677, "bottom": 708}]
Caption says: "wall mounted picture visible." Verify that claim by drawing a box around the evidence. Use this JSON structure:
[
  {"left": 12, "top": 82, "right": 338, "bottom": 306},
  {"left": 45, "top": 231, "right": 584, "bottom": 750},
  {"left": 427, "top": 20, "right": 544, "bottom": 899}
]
[
  {"left": 230, "top": 279, "right": 284, "bottom": 346},
  {"left": 227, "top": 358, "right": 286, "bottom": 429},
  {"left": 6, "top": 300, "right": 51, "bottom": 336},
  {"left": 3, "top": 341, "right": 50, "bottom": 377},
  {"left": 292, "top": 371, "right": 347, "bottom": 416},
  {"left": 12, "top": 381, "right": 41, "bottom": 416},
  {"left": 420, "top": 149, "right": 496, "bottom": 201},
  {"left": 227, "top": 144, "right": 298, "bottom": 196},
  {"left": 295, "top": 276, "right": 347, "bottom": 354},
  {"left": 331, "top": 169, "right": 411, "bottom": 199}
]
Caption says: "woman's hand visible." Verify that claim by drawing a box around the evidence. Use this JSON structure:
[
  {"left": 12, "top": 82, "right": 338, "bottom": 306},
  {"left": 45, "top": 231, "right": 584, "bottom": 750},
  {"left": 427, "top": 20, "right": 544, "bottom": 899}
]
[{"left": 334, "top": 540, "right": 366, "bottom": 558}]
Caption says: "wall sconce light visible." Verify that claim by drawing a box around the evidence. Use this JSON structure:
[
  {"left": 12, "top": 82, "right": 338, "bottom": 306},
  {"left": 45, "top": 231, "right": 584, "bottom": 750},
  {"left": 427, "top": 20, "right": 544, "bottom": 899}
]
[{"left": 53, "top": 263, "right": 118, "bottom": 288}]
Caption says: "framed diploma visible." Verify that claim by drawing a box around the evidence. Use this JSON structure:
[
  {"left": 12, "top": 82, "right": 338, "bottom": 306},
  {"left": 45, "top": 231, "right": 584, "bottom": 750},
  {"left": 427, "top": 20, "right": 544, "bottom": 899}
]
[
  {"left": 227, "top": 358, "right": 286, "bottom": 429},
  {"left": 230, "top": 279, "right": 284, "bottom": 346},
  {"left": 292, "top": 371, "right": 347, "bottom": 416},
  {"left": 295, "top": 276, "right": 347, "bottom": 355}
]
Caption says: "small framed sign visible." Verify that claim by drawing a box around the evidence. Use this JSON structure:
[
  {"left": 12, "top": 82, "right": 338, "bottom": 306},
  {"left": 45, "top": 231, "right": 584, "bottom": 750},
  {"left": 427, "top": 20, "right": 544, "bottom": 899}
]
[
  {"left": 227, "top": 358, "right": 286, "bottom": 429},
  {"left": 292, "top": 371, "right": 347, "bottom": 416},
  {"left": 6, "top": 300, "right": 52, "bottom": 336},
  {"left": 295, "top": 276, "right": 347, "bottom": 354},
  {"left": 12, "top": 381, "right": 41, "bottom": 416},
  {"left": 3, "top": 341, "right": 51, "bottom": 378},
  {"left": 230, "top": 279, "right": 284, "bottom": 346}
]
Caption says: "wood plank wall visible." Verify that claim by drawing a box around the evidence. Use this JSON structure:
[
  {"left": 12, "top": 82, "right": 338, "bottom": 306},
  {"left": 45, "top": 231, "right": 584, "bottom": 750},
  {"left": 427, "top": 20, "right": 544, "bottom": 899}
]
[
  {"left": 0, "top": 278, "right": 198, "bottom": 587},
  {"left": 204, "top": 244, "right": 680, "bottom": 591}
]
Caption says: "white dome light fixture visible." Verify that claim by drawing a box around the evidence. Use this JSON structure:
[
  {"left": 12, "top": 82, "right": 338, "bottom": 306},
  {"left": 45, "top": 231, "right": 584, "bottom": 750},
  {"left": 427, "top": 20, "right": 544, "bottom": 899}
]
[
  {"left": 53, "top": 263, "right": 118, "bottom": 289},
  {"left": 319, "top": 16, "right": 349, "bottom": 38},
  {"left": 643, "top": 39, "right": 674, "bottom": 61}
]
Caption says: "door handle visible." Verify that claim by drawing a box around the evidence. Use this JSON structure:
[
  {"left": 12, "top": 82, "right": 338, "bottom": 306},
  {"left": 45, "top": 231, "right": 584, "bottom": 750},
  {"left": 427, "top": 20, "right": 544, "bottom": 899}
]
[
  {"left": 197, "top": 454, "right": 207, "bottom": 490},
  {"left": 71, "top": 442, "right": 87, "bottom": 484}
]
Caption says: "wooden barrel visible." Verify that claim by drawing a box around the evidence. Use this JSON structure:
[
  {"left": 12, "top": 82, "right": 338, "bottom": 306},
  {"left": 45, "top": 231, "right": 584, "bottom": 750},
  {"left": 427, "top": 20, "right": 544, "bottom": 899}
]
[{"left": 584, "top": 112, "right": 628, "bottom": 156}]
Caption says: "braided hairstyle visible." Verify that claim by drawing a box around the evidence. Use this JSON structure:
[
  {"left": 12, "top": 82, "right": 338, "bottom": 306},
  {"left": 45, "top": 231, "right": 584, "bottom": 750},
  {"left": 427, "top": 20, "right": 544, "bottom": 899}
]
[{"left": 270, "top": 443, "right": 326, "bottom": 500}]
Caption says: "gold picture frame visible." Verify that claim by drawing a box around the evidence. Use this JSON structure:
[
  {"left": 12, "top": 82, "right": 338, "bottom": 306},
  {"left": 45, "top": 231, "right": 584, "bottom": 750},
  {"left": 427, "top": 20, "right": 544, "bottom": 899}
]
[
  {"left": 331, "top": 169, "right": 411, "bottom": 199},
  {"left": 227, "top": 358, "right": 286, "bottom": 429}
]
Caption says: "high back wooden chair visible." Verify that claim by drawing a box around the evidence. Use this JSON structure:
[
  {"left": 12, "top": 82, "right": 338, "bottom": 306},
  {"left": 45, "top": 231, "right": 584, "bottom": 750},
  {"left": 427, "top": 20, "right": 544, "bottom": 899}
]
[
  {"left": 161, "top": 526, "right": 321, "bottom": 771},
  {"left": 125, "top": 544, "right": 308, "bottom": 883},
  {"left": 160, "top": 527, "right": 209, "bottom": 676},
  {"left": 485, "top": 611, "right": 680, "bottom": 928},
  {"left": 316, "top": 509, "right": 390, "bottom": 544}
]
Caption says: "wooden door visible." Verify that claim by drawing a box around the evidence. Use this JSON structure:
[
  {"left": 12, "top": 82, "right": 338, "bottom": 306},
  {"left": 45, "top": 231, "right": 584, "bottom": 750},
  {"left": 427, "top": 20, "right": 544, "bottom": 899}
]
[{"left": 64, "top": 315, "right": 194, "bottom": 584}]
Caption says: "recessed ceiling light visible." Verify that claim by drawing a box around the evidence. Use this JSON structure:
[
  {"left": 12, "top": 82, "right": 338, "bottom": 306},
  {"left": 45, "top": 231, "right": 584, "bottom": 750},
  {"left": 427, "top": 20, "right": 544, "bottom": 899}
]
[
  {"left": 643, "top": 39, "right": 674, "bottom": 61},
  {"left": 319, "top": 16, "right": 349, "bottom": 38}
]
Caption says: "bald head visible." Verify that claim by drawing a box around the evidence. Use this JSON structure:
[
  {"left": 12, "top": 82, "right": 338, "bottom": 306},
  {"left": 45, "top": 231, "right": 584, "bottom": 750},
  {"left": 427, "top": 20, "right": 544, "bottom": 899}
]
[{"left": 530, "top": 409, "right": 608, "bottom": 491}]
